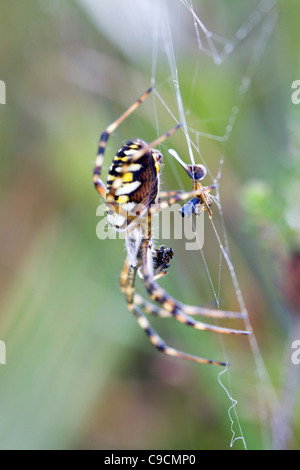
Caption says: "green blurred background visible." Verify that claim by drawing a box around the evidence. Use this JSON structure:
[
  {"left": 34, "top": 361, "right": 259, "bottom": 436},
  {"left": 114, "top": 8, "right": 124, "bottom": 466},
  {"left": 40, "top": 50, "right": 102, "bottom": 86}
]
[{"left": 0, "top": 0, "right": 300, "bottom": 450}]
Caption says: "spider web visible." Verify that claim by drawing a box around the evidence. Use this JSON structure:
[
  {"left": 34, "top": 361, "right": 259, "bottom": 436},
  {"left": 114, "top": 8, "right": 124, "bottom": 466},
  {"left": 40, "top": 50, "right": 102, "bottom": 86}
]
[
  {"left": 149, "top": 0, "right": 279, "bottom": 450},
  {"left": 79, "top": 0, "right": 282, "bottom": 449}
]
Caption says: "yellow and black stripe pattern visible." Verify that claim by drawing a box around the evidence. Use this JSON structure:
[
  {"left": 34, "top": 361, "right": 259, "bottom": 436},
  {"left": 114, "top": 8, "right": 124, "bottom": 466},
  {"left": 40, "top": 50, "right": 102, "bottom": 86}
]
[{"left": 106, "top": 139, "right": 162, "bottom": 230}]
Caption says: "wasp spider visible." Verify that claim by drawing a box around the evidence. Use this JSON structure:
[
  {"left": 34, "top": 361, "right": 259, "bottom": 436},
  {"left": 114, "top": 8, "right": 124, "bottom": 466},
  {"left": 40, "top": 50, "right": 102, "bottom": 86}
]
[{"left": 93, "top": 87, "right": 250, "bottom": 367}]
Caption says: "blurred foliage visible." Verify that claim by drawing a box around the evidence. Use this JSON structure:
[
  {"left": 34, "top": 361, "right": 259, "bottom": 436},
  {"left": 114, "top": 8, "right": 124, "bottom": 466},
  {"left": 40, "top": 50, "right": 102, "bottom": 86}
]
[{"left": 0, "top": 0, "right": 300, "bottom": 450}]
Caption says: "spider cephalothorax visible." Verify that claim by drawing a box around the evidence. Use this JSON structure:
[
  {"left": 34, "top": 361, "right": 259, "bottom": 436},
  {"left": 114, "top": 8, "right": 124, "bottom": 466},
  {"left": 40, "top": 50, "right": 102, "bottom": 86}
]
[{"left": 93, "top": 87, "right": 250, "bottom": 367}]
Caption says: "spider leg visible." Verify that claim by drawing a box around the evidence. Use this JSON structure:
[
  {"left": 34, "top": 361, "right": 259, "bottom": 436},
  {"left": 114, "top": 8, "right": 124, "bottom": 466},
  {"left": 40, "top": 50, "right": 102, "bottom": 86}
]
[
  {"left": 122, "top": 259, "right": 228, "bottom": 367},
  {"left": 159, "top": 187, "right": 213, "bottom": 199},
  {"left": 205, "top": 184, "right": 217, "bottom": 192},
  {"left": 121, "top": 258, "right": 176, "bottom": 318},
  {"left": 141, "top": 239, "right": 250, "bottom": 333},
  {"left": 134, "top": 293, "right": 245, "bottom": 320},
  {"left": 121, "top": 252, "right": 244, "bottom": 321},
  {"left": 159, "top": 187, "right": 214, "bottom": 218},
  {"left": 149, "top": 188, "right": 211, "bottom": 216},
  {"left": 134, "top": 293, "right": 172, "bottom": 318},
  {"left": 93, "top": 87, "right": 153, "bottom": 198},
  {"left": 159, "top": 190, "right": 184, "bottom": 199},
  {"left": 120, "top": 257, "right": 131, "bottom": 294}
]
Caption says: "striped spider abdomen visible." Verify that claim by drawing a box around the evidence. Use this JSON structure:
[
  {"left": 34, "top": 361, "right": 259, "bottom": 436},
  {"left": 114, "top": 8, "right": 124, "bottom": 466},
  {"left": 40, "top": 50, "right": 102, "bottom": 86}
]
[{"left": 106, "top": 139, "right": 162, "bottom": 231}]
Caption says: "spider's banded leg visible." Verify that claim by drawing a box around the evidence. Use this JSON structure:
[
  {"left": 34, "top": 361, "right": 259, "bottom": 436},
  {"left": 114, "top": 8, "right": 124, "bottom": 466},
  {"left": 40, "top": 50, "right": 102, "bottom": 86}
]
[
  {"left": 160, "top": 188, "right": 213, "bottom": 217},
  {"left": 121, "top": 256, "right": 242, "bottom": 320},
  {"left": 121, "top": 240, "right": 244, "bottom": 321},
  {"left": 149, "top": 188, "right": 212, "bottom": 218},
  {"left": 121, "top": 258, "right": 168, "bottom": 317},
  {"left": 159, "top": 186, "right": 218, "bottom": 199},
  {"left": 134, "top": 293, "right": 245, "bottom": 320},
  {"left": 120, "top": 257, "right": 130, "bottom": 295},
  {"left": 141, "top": 240, "right": 250, "bottom": 332},
  {"left": 133, "top": 293, "right": 237, "bottom": 320},
  {"left": 159, "top": 190, "right": 184, "bottom": 199},
  {"left": 134, "top": 293, "right": 173, "bottom": 318},
  {"left": 205, "top": 184, "right": 217, "bottom": 192},
  {"left": 93, "top": 87, "right": 153, "bottom": 197},
  {"left": 124, "top": 262, "right": 228, "bottom": 367},
  {"left": 132, "top": 304, "right": 229, "bottom": 366}
]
